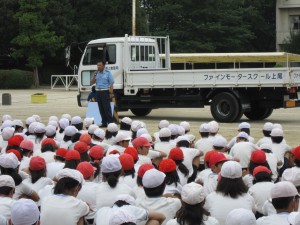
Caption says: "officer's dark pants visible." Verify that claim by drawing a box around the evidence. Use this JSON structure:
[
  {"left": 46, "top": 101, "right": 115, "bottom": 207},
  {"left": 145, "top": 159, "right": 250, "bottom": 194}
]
[{"left": 95, "top": 90, "right": 113, "bottom": 126}]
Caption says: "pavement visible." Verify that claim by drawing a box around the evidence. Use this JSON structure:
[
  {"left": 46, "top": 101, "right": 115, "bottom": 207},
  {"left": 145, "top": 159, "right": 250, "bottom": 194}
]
[{"left": 1, "top": 87, "right": 300, "bottom": 147}]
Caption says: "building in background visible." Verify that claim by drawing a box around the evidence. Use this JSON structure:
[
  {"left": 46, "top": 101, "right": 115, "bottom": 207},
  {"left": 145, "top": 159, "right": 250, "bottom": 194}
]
[{"left": 276, "top": 0, "right": 300, "bottom": 51}]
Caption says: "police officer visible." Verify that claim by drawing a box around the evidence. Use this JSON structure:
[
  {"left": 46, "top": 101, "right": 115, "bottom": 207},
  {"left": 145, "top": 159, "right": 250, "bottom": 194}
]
[{"left": 91, "top": 61, "right": 114, "bottom": 127}]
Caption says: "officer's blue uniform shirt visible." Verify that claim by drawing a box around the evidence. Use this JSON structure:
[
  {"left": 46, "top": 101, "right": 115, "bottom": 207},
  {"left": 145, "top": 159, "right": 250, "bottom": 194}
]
[{"left": 95, "top": 69, "right": 114, "bottom": 89}]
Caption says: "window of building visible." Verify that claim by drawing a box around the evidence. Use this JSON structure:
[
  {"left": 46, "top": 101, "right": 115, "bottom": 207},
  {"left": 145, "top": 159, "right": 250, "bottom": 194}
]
[{"left": 291, "top": 15, "right": 300, "bottom": 31}]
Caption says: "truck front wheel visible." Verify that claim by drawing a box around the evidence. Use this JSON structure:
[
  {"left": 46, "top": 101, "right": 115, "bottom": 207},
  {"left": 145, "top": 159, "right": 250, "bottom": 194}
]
[
  {"left": 130, "top": 108, "right": 152, "bottom": 117},
  {"left": 210, "top": 92, "right": 241, "bottom": 122}
]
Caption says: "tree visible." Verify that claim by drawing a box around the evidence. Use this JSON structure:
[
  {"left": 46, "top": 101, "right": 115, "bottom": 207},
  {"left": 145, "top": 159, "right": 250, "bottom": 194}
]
[
  {"left": 283, "top": 31, "right": 300, "bottom": 54},
  {"left": 11, "top": 0, "right": 63, "bottom": 87}
]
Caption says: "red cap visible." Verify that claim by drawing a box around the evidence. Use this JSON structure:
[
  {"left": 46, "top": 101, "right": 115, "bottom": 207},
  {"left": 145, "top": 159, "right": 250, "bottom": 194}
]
[
  {"left": 6, "top": 149, "right": 22, "bottom": 161},
  {"left": 65, "top": 150, "right": 81, "bottom": 160},
  {"left": 109, "top": 150, "right": 121, "bottom": 155},
  {"left": 119, "top": 153, "right": 134, "bottom": 171},
  {"left": 56, "top": 148, "right": 68, "bottom": 158},
  {"left": 159, "top": 159, "right": 177, "bottom": 173},
  {"left": 253, "top": 166, "right": 271, "bottom": 177},
  {"left": 20, "top": 140, "right": 34, "bottom": 151},
  {"left": 41, "top": 138, "right": 57, "bottom": 148},
  {"left": 137, "top": 164, "right": 155, "bottom": 178},
  {"left": 209, "top": 152, "right": 228, "bottom": 168},
  {"left": 204, "top": 150, "right": 217, "bottom": 162},
  {"left": 89, "top": 146, "right": 104, "bottom": 160},
  {"left": 76, "top": 162, "right": 96, "bottom": 179},
  {"left": 79, "top": 133, "right": 91, "bottom": 145},
  {"left": 132, "top": 137, "right": 151, "bottom": 148},
  {"left": 29, "top": 156, "right": 46, "bottom": 171},
  {"left": 124, "top": 147, "right": 138, "bottom": 161},
  {"left": 251, "top": 150, "right": 266, "bottom": 164},
  {"left": 169, "top": 148, "right": 184, "bottom": 161},
  {"left": 8, "top": 136, "right": 23, "bottom": 147},
  {"left": 292, "top": 146, "right": 300, "bottom": 160},
  {"left": 74, "top": 141, "right": 90, "bottom": 153}
]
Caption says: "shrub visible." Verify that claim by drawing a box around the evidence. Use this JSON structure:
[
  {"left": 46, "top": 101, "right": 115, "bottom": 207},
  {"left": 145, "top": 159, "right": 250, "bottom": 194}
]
[{"left": 0, "top": 69, "right": 33, "bottom": 89}]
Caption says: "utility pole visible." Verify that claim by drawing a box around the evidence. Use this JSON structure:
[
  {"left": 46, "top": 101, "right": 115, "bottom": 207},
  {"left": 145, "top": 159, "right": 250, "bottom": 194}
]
[{"left": 132, "top": 0, "right": 136, "bottom": 36}]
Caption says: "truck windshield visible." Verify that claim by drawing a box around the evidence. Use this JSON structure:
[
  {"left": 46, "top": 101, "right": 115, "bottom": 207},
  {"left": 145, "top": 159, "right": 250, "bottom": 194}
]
[{"left": 82, "top": 44, "right": 116, "bottom": 65}]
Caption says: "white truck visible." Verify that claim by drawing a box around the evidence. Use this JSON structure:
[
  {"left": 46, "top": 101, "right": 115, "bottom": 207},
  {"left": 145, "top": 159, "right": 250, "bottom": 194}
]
[{"left": 76, "top": 34, "right": 300, "bottom": 122}]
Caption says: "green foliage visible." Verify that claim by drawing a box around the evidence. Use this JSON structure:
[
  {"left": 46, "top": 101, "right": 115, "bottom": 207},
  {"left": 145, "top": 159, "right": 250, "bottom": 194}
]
[
  {"left": 283, "top": 31, "right": 300, "bottom": 54},
  {"left": 0, "top": 69, "right": 33, "bottom": 89}
]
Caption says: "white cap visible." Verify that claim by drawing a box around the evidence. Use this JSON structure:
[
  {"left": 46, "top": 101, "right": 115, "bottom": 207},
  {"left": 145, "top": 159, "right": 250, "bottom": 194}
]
[
  {"left": 115, "top": 132, "right": 131, "bottom": 143},
  {"left": 59, "top": 118, "right": 70, "bottom": 129},
  {"left": 83, "top": 117, "right": 94, "bottom": 128},
  {"left": 158, "top": 120, "right": 169, "bottom": 129},
  {"left": 199, "top": 123, "right": 209, "bottom": 132},
  {"left": 137, "top": 128, "right": 148, "bottom": 137},
  {"left": 107, "top": 123, "right": 119, "bottom": 132},
  {"left": 177, "top": 125, "right": 186, "bottom": 136},
  {"left": 181, "top": 182, "right": 205, "bottom": 205},
  {"left": 101, "top": 155, "right": 122, "bottom": 173},
  {"left": 1, "top": 127, "right": 15, "bottom": 141},
  {"left": 142, "top": 169, "right": 166, "bottom": 188},
  {"left": 71, "top": 116, "right": 82, "bottom": 125},
  {"left": 176, "top": 135, "right": 190, "bottom": 144},
  {"left": 115, "top": 194, "right": 135, "bottom": 205},
  {"left": 263, "top": 122, "right": 274, "bottom": 131},
  {"left": 2, "top": 114, "right": 11, "bottom": 122},
  {"left": 180, "top": 121, "right": 190, "bottom": 132},
  {"left": 288, "top": 212, "right": 300, "bottom": 225},
  {"left": 237, "top": 131, "right": 249, "bottom": 140},
  {"left": 221, "top": 161, "right": 242, "bottom": 179},
  {"left": 109, "top": 208, "right": 136, "bottom": 225},
  {"left": 56, "top": 168, "right": 84, "bottom": 185},
  {"left": 11, "top": 199, "right": 40, "bottom": 225},
  {"left": 28, "top": 122, "right": 38, "bottom": 134},
  {"left": 49, "top": 116, "right": 58, "bottom": 122},
  {"left": 213, "top": 136, "right": 227, "bottom": 148},
  {"left": 12, "top": 120, "right": 23, "bottom": 127},
  {"left": 88, "top": 124, "right": 99, "bottom": 134},
  {"left": 121, "top": 117, "right": 132, "bottom": 125},
  {"left": 273, "top": 123, "right": 283, "bottom": 130},
  {"left": 48, "top": 120, "right": 58, "bottom": 128},
  {"left": 208, "top": 121, "right": 219, "bottom": 133},
  {"left": 131, "top": 120, "right": 141, "bottom": 132},
  {"left": 271, "top": 181, "right": 298, "bottom": 198},
  {"left": 61, "top": 113, "right": 71, "bottom": 122},
  {"left": 33, "top": 123, "right": 46, "bottom": 133},
  {"left": 141, "top": 133, "right": 153, "bottom": 144},
  {"left": 168, "top": 124, "right": 178, "bottom": 136},
  {"left": 270, "top": 128, "right": 283, "bottom": 137},
  {"left": 1, "top": 120, "right": 12, "bottom": 130},
  {"left": 25, "top": 117, "right": 35, "bottom": 126},
  {"left": 185, "top": 134, "right": 196, "bottom": 143},
  {"left": 32, "top": 114, "right": 41, "bottom": 122},
  {"left": 282, "top": 169, "right": 300, "bottom": 187},
  {"left": 260, "top": 143, "right": 272, "bottom": 151},
  {"left": 0, "top": 175, "right": 15, "bottom": 188},
  {"left": 45, "top": 125, "right": 56, "bottom": 136},
  {"left": 159, "top": 128, "right": 171, "bottom": 138},
  {"left": 64, "top": 126, "right": 78, "bottom": 136},
  {"left": 239, "top": 122, "right": 250, "bottom": 129},
  {"left": 0, "top": 153, "right": 20, "bottom": 169},
  {"left": 94, "top": 128, "right": 105, "bottom": 139},
  {"left": 225, "top": 208, "right": 256, "bottom": 225}
]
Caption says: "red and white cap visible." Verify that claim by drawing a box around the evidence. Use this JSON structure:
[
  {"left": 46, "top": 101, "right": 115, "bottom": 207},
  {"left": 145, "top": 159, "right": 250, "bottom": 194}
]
[
  {"left": 29, "top": 156, "right": 46, "bottom": 171},
  {"left": 115, "top": 132, "right": 131, "bottom": 143},
  {"left": 132, "top": 137, "right": 151, "bottom": 148},
  {"left": 0, "top": 153, "right": 20, "bottom": 169},
  {"left": 101, "top": 155, "right": 122, "bottom": 173},
  {"left": 76, "top": 162, "right": 96, "bottom": 179},
  {"left": 271, "top": 181, "right": 298, "bottom": 198},
  {"left": 221, "top": 161, "right": 242, "bottom": 179},
  {"left": 181, "top": 182, "right": 205, "bottom": 205},
  {"left": 56, "top": 168, "right": 84, "bottom": 185},
  {"left": 0, "top": 175, "right": 15, "bottom": 188}
]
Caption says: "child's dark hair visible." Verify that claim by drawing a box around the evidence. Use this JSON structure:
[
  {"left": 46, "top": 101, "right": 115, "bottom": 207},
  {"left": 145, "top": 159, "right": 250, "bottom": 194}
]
[{"left": 102, "top": 169, "right": 122, "bottom": 188}]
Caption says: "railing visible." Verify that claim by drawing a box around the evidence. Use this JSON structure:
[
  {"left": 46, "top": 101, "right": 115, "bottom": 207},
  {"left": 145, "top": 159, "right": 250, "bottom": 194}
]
[{"left": 51, "top": 75, "right": 78, "bottom": 90}]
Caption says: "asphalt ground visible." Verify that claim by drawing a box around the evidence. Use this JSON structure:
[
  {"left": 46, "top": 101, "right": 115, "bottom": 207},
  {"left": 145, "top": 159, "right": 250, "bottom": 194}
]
[{"left": 1, "top": 87, "right": 300, "bottom": 147}]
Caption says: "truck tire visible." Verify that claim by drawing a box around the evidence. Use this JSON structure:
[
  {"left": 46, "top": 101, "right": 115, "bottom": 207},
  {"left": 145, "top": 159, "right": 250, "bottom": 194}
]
[
  {"left": 210, "top": 92, "right": 241, "bottom": 122},
  {"left": 244, "top": 108, "right": 273, "bottom": 120},
  {"left": 130, "top": 108, "right": 152, "bottom": 116}
]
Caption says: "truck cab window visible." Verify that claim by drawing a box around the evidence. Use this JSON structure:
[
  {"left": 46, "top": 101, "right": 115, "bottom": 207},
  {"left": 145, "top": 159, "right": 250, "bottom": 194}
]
[{"left": 82, "top": 44, "right": 116, "bottom": 65}]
